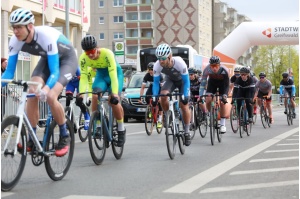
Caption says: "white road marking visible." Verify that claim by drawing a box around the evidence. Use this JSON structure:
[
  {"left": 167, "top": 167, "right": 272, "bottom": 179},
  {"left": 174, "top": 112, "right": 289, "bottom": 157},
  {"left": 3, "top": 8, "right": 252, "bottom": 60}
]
[
  {"left": 230, "top": 166, "right": 299, "bottom": 175},
  {"left": 163, "top": 128, "right": 298, "bottom": 194},
  {"left": 1, "top": 192, "right": 15, "bottom": 197},
  {"left": 199, "top": 180, "right": 299, "bottom": 194},
  {"left": 277, "top": 143, "right": 299, "bottom": 146},
  {"left": 286, "top": 139, "right": 299, "bottom": 141},
  {"left": 250, "top": 156, "right": 298, "bottom": 162},
  {"left": 61, "top": 196, "right": 125, "bottom": 199},
  {"left": 265, "top": 149, "right": 299, "bottom": 153}
]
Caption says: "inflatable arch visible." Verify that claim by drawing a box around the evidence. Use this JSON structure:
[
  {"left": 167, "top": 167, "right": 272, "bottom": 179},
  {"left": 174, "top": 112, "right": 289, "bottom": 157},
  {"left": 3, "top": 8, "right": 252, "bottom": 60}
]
[{"left": 213, "top": 22, "right": 299, "bottom": 64}]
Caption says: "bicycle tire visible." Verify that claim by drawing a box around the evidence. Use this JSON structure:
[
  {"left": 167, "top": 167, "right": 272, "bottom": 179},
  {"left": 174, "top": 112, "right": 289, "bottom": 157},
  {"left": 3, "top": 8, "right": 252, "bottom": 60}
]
[
  {"left": 246, "top": 116, "right": 252, "bottom": 136},
  {"left": 216, "top": 109, "right": 222, "bottom": 143},
  {"left": 252, "top": 105, "right": 257, "bottom": 125},
  {"left": 189, "top": 106, "right": 196, "bottom": 140},
  {"left": 178, "top": 133, "right": 185, "bottom": 155},
  {"left": 210, "top": 106, "right": 215, "bottom": 145},
  {"left": 288, "top": 104, "right": 293, "bottom": 125},
  {"left": 165, "top": 111, "right": 176, "bottom": 159},
  {"left": 239, "top": 106, "right": 247, "bottom": 138},
  {"left": 112, "top": 117, "right": 124, "bottom": 159},
  {"left": 44, "top": 117, "right": 75, "bottom": 181},
  {"left": 78, "top": 106, "right": 90, "bottom": 142},
  {"left": 230, "top": 105, "right": 238, "bottom": 133},
  {"left": 260, "top": 106, "right": 268, "bottom": 129},
  {"left": 145, "top": 105, "right": 154, "bottom": 136},
  {"left": 198, "top": 108, "right": 207, "bottom": 138},
  {"left": 88, "top": 111, "right": 106, "bottom": 165},
  {"left": 1, "top": 116, "right": 27, "bottom": 192}
]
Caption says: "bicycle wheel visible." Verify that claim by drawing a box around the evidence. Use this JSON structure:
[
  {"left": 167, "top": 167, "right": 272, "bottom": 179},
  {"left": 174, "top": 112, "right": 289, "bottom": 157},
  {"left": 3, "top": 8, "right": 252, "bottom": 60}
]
[
  {"left": 210, "top": 106, "right": 215, "bottom": 145},
  {"left": 198, "top": 108, "right": 207, "bottom": 138},
  {"left": 246, "top": 116, "right": 252, "bottom": 136},
  {"left": 88, "top": 111, "right": 106, "bottom": 165},
  {"left": 165, "top": 111, "right": 176, "bottom": 159},
  {"left": 288, "top": 104, "right": 293, "bottom": 125},
  {"left": 189, "top": 106, "right": 196, "bottom": 140},
  {"left": 260, "top": 106, "right": 268, "bottom": 129},
  {"left": 239, "top": 106, "right": 246, "bottom": 138},
  {"left": 215, "top": 109, "right": 222, "bottom": 143},
  {"left": 230, "top": 105, "right": 238, "bottom": 133},
  {"left": 252, "top": 105, "right": 257, "bottom": 125},
  {"left": 44, "top": 117, "right": 75, "bottom": 181},
  {"left": 112, "top": 117, "right": 124, "bottom": 159},
  {"left": 1, "top": 116, "right": 27, "bottom": 192},
  {"left": 156, "top": 111, "right": 163, "bottom": 134},
  {"left": 145, "top": 105, "right": 154, "bottom": 136},
  {"left": 78, "top": 107, "right": 90, "bottom": 142},
  {"left": 178, "top": 132, "right": 185, "bottom": 155}
]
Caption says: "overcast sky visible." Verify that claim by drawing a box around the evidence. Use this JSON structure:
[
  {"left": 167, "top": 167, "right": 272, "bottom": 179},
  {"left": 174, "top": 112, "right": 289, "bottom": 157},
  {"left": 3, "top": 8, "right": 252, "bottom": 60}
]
[{"left": 219, "top": 0, "right": 299, "bottom": 22}]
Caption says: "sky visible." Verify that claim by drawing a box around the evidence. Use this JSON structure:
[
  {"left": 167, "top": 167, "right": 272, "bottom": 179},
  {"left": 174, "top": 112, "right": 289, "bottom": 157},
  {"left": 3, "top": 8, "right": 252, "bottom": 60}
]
[{"left": 219, "top": 0, "right": 299, "bottom": 22}]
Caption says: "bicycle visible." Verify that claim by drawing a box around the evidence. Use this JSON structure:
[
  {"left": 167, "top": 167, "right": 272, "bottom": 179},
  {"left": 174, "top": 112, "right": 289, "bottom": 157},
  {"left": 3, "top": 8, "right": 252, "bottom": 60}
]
[
  {"left": 59, "top": 93, "right": 90, "bottom": 142},
  {"left": 237, "top": 98, "right": 253, "bottom": 138},
  {"left": 88, "top": 91, "right": 124, "bottom": 165},
  {"left": 258, "top": 96, "right": 270, "bottom": 128},
  {"left": 230, "top": 98, "right": 239, "bottom": 134},
  {"left": 142, "top": 96, "right": 163, "bottom": 136},
  {"left": 280, "top": 96, "right": 294, "bottom": 126},
  {"left": 162, "top": 92, "right": 186, "bottom": 160},
  {"left": 203, "top": 92, "right": 223, "bottom": 146},
  {"left": 1, "top": 79, "right": 75, "bottom": 192},
  {"left": 188, "top": 98, "right": 197, "bottom": 139}
]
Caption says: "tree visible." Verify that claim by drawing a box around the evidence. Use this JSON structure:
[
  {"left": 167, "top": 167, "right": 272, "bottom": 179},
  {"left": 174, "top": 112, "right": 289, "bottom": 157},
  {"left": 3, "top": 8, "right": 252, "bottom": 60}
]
[{"left": 253, "top": 45, "right": 299, "bottom": 94}]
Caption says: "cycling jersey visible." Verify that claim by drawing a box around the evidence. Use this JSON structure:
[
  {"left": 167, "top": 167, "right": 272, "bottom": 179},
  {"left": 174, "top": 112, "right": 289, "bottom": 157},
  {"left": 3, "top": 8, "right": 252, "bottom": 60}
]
[
  {"left": 66, "top": 67, "right": 80, "bottom": 93},
  {"left": 280, "top": 78, "right": 296, "bottom": 96},
  {"left": 87, "top": 66, "right": 96, "bottom": 97},
  {"left": 199, "top": 64, "right": 230, "bottom": 96},
  {"left": 152, "top": 56, "right": 190, "bottom": 97},
  {"left": 79, "top": 48, "right": 123, "bottom": 95},
  {"left": 255, "top": 79, "right": 272, "bottom": 93},
  {"left": 2, "top": 26, "right": 78, "bottom": 88},
  {"left": 142, "top": 72, "right": 163, "bottom": 104}
]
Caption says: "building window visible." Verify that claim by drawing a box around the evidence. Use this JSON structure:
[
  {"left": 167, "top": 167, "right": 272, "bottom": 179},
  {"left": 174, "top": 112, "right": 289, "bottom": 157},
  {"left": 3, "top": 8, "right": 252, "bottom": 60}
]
[
  {"left": 99, "top": 17, "right": 104, "bottom": 24},
  {"left": 126, "top": 29, "right": 138, "bottom": 37},
  {"left": 140, "top": 12, "right": 151, "bottom": 20},
  {"left": 114, "top": 16, "right": 123, "bottom": 23},
  {"left": 126, "top": 13, "right": 138, "bottom": 21},
  {"left": 99, "top": 0, "right": 104, "bottom": 7},
  {"left": 127, "top": 46, "right": 138, "bottom": 54},
  {"left": 113, "top": 0, "right": 123, "bottom": 6},
  {"left": 114, "top": 32, "right": 124, "bottom": 40},
  {"left": 99, "top": 33, "right": 104, "bottom": 40},
  {"left": 126, "top": 0, "right": 138, "bottom": 4}
]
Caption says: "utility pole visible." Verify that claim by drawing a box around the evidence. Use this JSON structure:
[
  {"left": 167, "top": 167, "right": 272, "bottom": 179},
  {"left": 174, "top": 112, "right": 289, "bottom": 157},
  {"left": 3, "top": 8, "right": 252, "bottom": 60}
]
[{"left": 65, "top": 0, "right": 69, "bottom": 39}]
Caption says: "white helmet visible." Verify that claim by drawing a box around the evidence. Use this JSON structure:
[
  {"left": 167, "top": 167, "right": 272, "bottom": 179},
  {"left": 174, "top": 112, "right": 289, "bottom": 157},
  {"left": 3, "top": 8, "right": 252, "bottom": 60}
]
[
  {"left": 10, "top": 8, "right": 35, "bottom": 25},
  {"left": 155, "top": 44, "right": 172, "bottom": 58}
]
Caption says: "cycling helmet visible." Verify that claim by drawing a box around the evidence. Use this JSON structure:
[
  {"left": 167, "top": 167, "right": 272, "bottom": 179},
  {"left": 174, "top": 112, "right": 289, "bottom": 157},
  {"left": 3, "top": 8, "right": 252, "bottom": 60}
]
[
  {"left": 155, "top": 44, "right": 172, "bottom": 58},
  {"left": 282, "top": 72, "right": 289, "bottom": 78},
  {"left": 247, "top": 65, "right": 251, "bottom": 69},
  {"left": 259, "top": 72, "right": 266, "bottom": 77},
  {"left": 81, "top": 35, "right": 97, "bottom": 51},
  {"left": 234, "top": 66, "right": 240, "bottom": 72},
  {"left": 10, "top": 8, "right": 35, "bottom": 25},
  {"left": 197, "top": 69, "right": 202, "bottom": 75},
  {"left": 239, "top": 67, "right": 250, "bottom": 74},
  {"left": 209, "top": 56, "right": 221, "bottom": 65},
  {"left": 147, "top": 62, "right": 154, "bottom": 70},
  {"left": 188, "top": 68, "right": 196, "bottom": 74}
]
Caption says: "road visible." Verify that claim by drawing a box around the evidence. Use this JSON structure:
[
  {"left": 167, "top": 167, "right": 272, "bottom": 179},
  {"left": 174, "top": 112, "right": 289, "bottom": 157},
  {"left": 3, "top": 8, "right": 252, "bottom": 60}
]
[{"left": 2, "top": 106, "right": 299, "bottom": 199}]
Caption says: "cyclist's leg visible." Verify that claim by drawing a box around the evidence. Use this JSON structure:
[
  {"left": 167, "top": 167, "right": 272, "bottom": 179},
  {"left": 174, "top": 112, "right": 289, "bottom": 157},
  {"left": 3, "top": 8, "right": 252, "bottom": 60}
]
[
  {"left": 160, "top": 76, "right": 175, "bottom": 112},
  {"left": 219, "top": 85, "right": 227, "bottom": 133},
  {"left": 245, "top": 99, "right": 253, "bottom": 122},
  {"left": 266, "top": 96, "right": 273, "bottom": 123},
  {"left": 65, "top": 82, "right": 75, "bottom": 107}
]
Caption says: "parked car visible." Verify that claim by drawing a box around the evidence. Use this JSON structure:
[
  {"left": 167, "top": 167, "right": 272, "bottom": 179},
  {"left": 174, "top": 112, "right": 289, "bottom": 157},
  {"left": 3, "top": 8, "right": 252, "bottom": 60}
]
[{"left": 121, "top": 71, "right": 149, "bottom": 122}]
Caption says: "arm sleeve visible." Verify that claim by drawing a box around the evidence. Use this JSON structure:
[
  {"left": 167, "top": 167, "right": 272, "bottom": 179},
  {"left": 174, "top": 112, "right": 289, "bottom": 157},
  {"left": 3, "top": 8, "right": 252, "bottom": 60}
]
[
  {"left": 79, "top": 55, "right": 89, "bottom": 94},
  {"left": 152, "top": 75, "right": 160, "bottom": 96},
  {"left": 46, "top": 54, "right": 60, "bottom": 89},
  {"left": 105, "top": 50, "right": 119, "bottom": 95},
  {"left": 279, "top": 85, "right": 283, "bottom": 95},
  {"left": 181, "top": 74, "right": 190, "bottom": 97}
]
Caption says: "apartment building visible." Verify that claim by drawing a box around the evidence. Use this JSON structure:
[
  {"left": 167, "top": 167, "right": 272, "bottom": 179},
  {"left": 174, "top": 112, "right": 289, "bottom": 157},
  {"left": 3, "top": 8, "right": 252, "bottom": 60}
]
[
  {"left": 88, "top": 0, "right": 213, "bottom": 60},
  {"left": 1, "top": 0, "right": 89, "bottom": 80},
  {"left": 214, "top": 0, "right": 257, "bottom": 66}
]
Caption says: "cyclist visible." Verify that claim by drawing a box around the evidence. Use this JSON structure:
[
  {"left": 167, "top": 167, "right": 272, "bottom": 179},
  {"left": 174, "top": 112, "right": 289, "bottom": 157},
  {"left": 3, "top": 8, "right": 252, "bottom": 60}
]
[
  {"left": 253, "top": 72, "right": 273, "bottom": 123},
  {"left": 65, "top": 67, "right": 90, "bottom": 130},
  {"left": 2, "top": 8, "right": 78, "bottom": 156},
  {"left": 249, "top": 68, "right": 259, "bottom": 115},
  {"left": 152, "top": 43, "right": 191, "bottom": 146},
  {"left": 199, "top": 56, "right": 229, "bottom": 134},
  {"left": 280, "top": 72, "right": 296, "bottom": 118},
  {"left": 139, "top": 62, "right": 164, "bottom": 128},
  {"left": 79, "top": 35, "right": 126, "bottom": 147},
  {"left": 229, "top": 66, "right": 240, "bottom": 97},
  {"left": 232, "top": 67, "right": 256, "bottom": 123}
]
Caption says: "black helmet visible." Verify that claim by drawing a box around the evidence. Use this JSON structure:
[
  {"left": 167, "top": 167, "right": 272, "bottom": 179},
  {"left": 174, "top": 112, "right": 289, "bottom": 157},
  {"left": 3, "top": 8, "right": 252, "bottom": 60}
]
[
  {"left": 259, "top": 72, "right": 266, "bottom": 77},
  {"left": 209, "top": 56, "right": 220, "bottom": 65},
  {"left": 234, "top": 66, "right": 240, "bottom": 72},
  {"left": 147, "top": 62, "right": 154, "bottom": 69},
  {"left": 197, "top": 69, "right": 202, "bottom": 75},
  {"left": 282, "top": 72, "right": 289, "bottom": 78},
  {"left": 81, "top": 35, "right": 97, "bottom": 51},
  {"left": 188, "top": 68, "right": 196, "bottom": 74},
  {"left": 240, "top": 67, "right": 250, "bottom": 74}
]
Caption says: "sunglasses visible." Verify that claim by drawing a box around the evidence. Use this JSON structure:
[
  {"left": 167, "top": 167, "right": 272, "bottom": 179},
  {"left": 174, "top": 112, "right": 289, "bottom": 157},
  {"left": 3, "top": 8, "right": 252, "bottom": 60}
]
[
  {"left": 260, "top": 76, "right": 265, "bottom": 79},
  {"left": 189, "top": 74, "right": 194, "bottom": 76},
  {"left": 148, "top": 69, "right": 153, "bottom": 71},
  {"left": 240, "top": 74, "right": 248, "bottom": 76},
  {"left": 157, "top": 57, "right": 167, "bottom": 61},
  {"left": 85, "top": 48, "right": 97, "bottom": 55},
  {"left": 210, "top": 64, "right": 219, "bottom": 68}
]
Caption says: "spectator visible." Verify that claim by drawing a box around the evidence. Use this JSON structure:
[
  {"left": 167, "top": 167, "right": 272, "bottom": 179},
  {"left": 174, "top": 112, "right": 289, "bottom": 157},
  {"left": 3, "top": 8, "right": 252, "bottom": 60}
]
[
  {"left": 1, "top": 58, "right": 8, "bottom": 119},
  {"left": 1, "top": 58, "right": 7, "bottom": 73}
]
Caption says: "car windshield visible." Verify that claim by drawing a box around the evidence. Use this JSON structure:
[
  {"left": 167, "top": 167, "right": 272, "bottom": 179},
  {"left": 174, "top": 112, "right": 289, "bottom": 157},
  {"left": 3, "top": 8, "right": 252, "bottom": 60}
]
[{"left": 128, "top": 74, "right": 150, "bottom": 88}]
